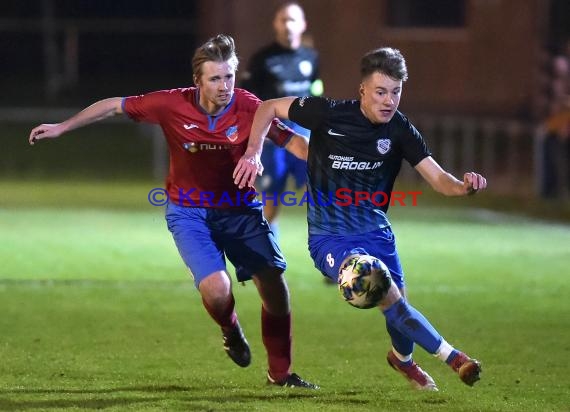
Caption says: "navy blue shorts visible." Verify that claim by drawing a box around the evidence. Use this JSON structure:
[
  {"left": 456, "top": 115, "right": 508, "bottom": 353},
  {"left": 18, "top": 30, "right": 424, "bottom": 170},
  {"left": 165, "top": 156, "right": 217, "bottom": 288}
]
[
  {"left": 308, "top": 227, "right": 405, "bottom": 288},
  {"left": 257, "top": 120, "right": 309, "bottom": 193},
  {"left": 165, "top": 202, "right": 286, "bottom": 287}
]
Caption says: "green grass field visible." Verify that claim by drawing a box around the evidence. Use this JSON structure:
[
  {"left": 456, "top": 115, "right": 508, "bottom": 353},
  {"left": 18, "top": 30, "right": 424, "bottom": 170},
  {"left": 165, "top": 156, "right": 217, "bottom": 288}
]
[{"left": 1, "top": 181, "right": 569, "bottom": 411}]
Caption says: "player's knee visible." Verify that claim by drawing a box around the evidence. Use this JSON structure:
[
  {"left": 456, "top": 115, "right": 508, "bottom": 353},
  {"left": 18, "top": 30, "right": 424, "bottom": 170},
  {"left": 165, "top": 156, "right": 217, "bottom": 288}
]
[{"left": 198, "top": 270, "right": 231, "bottom": 296}]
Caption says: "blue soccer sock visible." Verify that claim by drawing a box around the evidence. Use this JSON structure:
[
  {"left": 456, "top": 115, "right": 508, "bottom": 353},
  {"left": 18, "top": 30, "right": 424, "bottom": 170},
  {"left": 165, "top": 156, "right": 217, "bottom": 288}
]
[
  {"left": 383, "top": 298, "right": 442, "bottom": 354},
  {"left": 443, "top": 348, "right": 459, "bottom": 364},
  {"left": 386, "top": 321, "right": 414, "bottom": 361}
]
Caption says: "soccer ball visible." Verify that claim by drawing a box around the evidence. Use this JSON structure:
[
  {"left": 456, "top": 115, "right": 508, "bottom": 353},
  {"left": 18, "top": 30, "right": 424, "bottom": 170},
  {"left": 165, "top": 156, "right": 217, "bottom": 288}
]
[{"left": 338, "top": 255, "right": 392, "bottom": 309}]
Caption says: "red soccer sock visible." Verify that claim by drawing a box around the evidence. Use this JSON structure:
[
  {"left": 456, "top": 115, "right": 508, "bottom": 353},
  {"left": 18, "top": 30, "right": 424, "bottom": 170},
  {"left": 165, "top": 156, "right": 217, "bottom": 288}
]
[
  {"left": 202, "top": 294, "right": 238, "bottom": 332},
  {"left": 261, "top": 306, "right": 292, "bottom": 382}
]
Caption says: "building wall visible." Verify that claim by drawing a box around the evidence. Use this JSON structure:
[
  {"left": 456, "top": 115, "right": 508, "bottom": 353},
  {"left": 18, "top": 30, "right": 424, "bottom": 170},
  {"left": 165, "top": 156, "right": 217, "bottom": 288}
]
[{"left": 198, "top": 0, "right": 548, "bottom": 117}]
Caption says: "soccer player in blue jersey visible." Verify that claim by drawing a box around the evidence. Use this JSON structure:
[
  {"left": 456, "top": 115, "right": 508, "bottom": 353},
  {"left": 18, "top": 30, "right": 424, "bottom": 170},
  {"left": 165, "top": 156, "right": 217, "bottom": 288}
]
[
  {"left": 235, "top": 47, "right": 486, "bottom": 390},
  {"left": 28, "top": 34, "right": 318, "bottom": 389},
  {"left": 241, "top": 1, "right": 323, "bottom": 238}
]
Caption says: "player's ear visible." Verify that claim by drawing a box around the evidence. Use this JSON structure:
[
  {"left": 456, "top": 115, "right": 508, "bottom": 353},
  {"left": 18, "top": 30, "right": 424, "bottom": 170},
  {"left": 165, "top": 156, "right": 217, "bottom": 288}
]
[{"left": 359, "top": 84, "right": 365, "bottom": 97}]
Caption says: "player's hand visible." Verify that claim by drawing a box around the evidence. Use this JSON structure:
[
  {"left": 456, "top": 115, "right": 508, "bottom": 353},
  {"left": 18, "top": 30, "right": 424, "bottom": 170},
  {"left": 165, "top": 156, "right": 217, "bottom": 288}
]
[
  {"left": 233, "top": 154, "right": 263, "bottom": 189},
  {"left": 463, "top": 172, "right": 487, "bottom": 195},
  {"left": 29, "top": 123, "right": 65, "bottom": 145}
]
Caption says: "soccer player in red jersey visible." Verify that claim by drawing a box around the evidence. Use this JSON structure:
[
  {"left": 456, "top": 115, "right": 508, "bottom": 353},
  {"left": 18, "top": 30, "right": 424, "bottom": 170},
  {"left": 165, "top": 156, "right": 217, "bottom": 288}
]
[{"left": 29, "top": 34, "right": 318, "bottom": 389}]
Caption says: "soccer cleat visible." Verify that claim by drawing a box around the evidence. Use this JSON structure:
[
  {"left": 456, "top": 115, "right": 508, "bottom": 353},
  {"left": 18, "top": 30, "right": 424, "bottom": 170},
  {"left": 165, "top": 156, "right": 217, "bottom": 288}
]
[
  {"left": 222, "top": 322, "right": 251, "bottom": 367},
  {"left": 387, "top": 351, "right": 439, "bottom": 391},
  {"left": 448, "top": 352, "right": 482, "bottom": 386},
  {"left": 267, "top": 372, "right": 320, "bottom": 389}
]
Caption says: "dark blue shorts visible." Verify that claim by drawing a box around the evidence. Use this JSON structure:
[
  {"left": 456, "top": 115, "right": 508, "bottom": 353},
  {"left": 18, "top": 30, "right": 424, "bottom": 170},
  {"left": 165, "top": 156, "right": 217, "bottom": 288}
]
[
  {"left": 165, "top": 202, "right": 286, "bottom": 287},
  {"left": 308, "top": 227, "right": 405, "bottom": 288},
  {"left": 257, "top": 120, "right": 309, "bottom": 193}
]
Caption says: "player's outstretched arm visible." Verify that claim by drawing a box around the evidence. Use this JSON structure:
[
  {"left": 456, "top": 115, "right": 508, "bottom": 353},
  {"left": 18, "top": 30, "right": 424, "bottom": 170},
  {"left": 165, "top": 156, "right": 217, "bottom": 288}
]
[
  {"left": 415, "top": 156, "right": 487, "bottom": 196},
  {"left": 233, "top": 97, "right": 297, "bottom": 189},
  {"left": 29, "top": 97, "right": 124, "bottom": 145}
]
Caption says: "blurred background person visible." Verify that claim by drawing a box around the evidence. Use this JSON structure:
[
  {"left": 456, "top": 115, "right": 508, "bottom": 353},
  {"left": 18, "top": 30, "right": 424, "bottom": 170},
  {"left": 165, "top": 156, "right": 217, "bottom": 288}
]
[
  {"left": 241, "top": 1, "right": 323, "bottom": 238},
  {"left": 539, "top": 47, "right": 570, "bottom": 199}
]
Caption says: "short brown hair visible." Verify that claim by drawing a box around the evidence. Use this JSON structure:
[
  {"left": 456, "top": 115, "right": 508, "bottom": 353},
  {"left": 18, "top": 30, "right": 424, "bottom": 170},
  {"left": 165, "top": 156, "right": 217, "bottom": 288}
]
[
  {"left": 192, "top": 34, "right": 239, "bottom": 81},
  {"left": 360, "top": 47, "right": 408, "bottom": 81},
  {"left": 274, "top": 1, "right": 304, "bottom": 17}
]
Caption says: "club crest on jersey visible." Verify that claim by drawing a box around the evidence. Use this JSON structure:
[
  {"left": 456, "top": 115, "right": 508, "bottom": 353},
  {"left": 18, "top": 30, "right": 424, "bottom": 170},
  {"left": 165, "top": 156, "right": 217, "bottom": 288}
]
[
  {"left": 377, "top": 139, "right": 391, "bottom": 155},
  {"left": 299, "top": 60, "right": 313, "bottom": 77},
  {"left": 226, "top": 125, "right": 238, "bottom": 142}
]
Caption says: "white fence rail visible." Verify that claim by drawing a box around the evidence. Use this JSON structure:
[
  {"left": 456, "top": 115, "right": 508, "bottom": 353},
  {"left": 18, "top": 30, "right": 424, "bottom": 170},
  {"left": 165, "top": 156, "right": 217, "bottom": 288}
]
[
  {"left": 1, "top": 108, "right": 538, "bottom": 196},
  {"left": 403, "top": 115, "right": 536, "bottom": 196}
]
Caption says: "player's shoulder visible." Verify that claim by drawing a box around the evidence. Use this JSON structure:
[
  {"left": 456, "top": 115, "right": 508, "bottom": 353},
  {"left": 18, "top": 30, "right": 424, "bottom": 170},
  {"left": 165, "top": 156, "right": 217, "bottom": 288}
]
[
  {"left": 390, "top": 110, "right": 415, "bottom": 128},
  {"left": 124, "top": 87, "right": 196, "bottom": 115},
  {"left": 332, "top": 98, "right": 359, "bottom": 108},
  {"left": 327, "top": 98, "right": 361, "bottom": 114},
  {"left": 292, "top": 96, "right": 356, "bottom": 112},
  {"left": 297, "top": 45, "right": 319, "bottom": 60},
  {"left": 390, "top": 110, "right": 406, "bottom": 123},
  {"left": 232, "top": 88, "right": 261, "bottom": 111},
  {"left": 170, "top": 87, "right": 196, "bottom": 101},
  {"left": 138, "top": 87, "right": 195, "bottom": 101},
  {"left": 250, "top": 43, "right": 280, "bottom": 61},
  {"left": 234, "top": 88, "right": 260, "bottom": 101},
  {"left": 389, "top": 110, "right": 423, "bottom": 140}
]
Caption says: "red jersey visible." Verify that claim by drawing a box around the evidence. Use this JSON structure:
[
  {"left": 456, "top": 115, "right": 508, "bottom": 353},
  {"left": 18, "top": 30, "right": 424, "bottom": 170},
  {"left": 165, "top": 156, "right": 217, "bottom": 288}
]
[{"left": 123, "top": 88, "right": 293, "bottom": 207}]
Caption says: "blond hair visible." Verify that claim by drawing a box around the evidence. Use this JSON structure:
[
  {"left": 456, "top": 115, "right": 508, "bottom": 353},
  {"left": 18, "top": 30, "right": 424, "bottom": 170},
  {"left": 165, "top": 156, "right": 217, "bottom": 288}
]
[{"left": 192, "top": 34, "right": 239, "bottom": 81}]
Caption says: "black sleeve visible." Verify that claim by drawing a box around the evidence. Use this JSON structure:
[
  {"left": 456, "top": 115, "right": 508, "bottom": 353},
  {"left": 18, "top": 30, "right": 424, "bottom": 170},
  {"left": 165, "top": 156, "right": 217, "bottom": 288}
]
[
  {"left": 241, "top": 52, "right": 266, "bottom": 97},
  {"left": 288, "top": 96, "right": 331, "bottom": 131},
  {"left": 314, "top": 53, "right": 321, "bottom": 82},
  {"left": 399, "top": 116, "right": 432, "bottom": 167}
]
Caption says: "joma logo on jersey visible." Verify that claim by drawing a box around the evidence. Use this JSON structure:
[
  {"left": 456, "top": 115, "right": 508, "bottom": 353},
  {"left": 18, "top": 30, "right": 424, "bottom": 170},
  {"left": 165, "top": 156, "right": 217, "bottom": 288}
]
[{"left": 331, "top": 160, "right": 383, "bottom": 170}]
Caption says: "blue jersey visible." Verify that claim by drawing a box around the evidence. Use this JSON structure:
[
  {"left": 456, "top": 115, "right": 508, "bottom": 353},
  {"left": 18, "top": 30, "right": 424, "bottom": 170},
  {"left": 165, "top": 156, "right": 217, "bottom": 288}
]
[
  {"left": 242, "top": 42, "right": 320, "bottom": 100},
  {"left": 288, "top": 96, "right": 431, "bottom": 235}
]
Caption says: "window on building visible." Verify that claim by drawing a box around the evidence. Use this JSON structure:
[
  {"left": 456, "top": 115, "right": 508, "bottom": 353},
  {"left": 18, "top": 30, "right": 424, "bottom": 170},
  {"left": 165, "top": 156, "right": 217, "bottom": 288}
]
[{"left": 387, "top": 0, "right": 466, "bottom": 28}]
